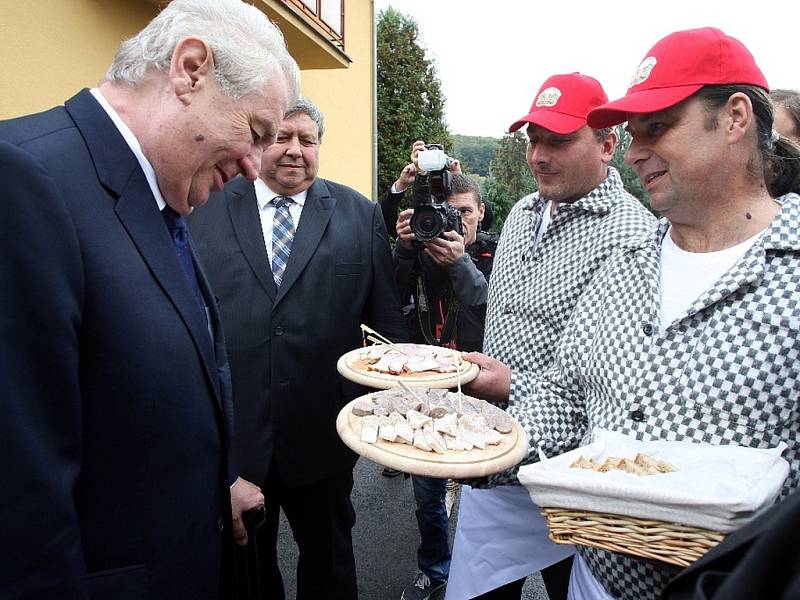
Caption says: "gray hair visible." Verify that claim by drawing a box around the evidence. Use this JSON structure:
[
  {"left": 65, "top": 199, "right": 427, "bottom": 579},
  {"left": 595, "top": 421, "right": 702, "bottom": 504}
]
[
  {"left": 105, "top": 0, "right": 300, "bottom": 102},
  {"left": 285, "top": 98, "right": 325, "bottom": 143}
]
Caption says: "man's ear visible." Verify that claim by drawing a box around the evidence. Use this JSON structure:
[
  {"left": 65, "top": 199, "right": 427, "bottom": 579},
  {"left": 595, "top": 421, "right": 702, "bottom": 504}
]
[
  {"left": 170, "top": 37, "right": 215, "bottom": 105},
  {"left": 724, "top": 92, "right": 754, "bottom": 145},
  {"left": 600, "top": 128, "right": 618, "bottom": 164}
]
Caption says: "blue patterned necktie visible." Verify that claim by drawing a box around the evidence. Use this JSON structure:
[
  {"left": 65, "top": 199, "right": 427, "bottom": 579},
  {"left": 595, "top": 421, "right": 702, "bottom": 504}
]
[
  {"left": 271, "top": 195, "right": 295, "bottom": 287},
  {"left": 162, "top": 207, "right": 206, "bottom": 312}
]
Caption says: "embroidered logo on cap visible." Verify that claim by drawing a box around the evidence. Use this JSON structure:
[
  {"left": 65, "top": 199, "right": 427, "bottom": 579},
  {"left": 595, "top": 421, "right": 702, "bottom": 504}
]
[
  {"left": 535, "top": 87, "right": 562, "bottom": 107},
  {"left": 629, "top": 56, "right": 657, "bottom": 88}
]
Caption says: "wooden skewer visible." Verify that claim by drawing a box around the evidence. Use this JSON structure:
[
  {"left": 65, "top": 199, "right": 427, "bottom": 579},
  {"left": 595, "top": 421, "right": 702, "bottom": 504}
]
[
  {"left": 366, "top": 335, "right": 410, "bottom": 356},
  {"left": 397, "top": 378, "right": 423, "bottom": 403},
  {"left": 360, "top": 324, "right": 394, "bottom": 345}
]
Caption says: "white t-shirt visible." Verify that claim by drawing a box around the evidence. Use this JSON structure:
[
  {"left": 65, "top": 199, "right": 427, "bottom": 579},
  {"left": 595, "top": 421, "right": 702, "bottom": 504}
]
[
  {"left": 532, "top": 200, "right": 553, "bottom": 253},
  {"left": 659, "top": 228, "right": 764, "bottom": 331}
]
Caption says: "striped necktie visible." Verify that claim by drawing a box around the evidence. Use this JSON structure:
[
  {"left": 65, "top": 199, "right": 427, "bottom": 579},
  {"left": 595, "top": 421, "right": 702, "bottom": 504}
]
[{"left": 271, "top": 195, "right": 295, "bottom": 287}]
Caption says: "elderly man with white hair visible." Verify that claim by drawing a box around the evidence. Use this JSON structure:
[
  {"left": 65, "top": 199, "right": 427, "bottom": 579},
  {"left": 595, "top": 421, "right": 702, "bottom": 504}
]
[{"left": 0, "top": 1, "right": 298, "bottom": 597}]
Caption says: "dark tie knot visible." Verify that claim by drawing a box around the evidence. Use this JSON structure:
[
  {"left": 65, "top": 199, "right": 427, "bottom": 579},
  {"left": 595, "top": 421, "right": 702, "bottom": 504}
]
[
  {"left": 272, "top": 195, "right": 293, "bottom": 210},
  {"left": 162, "top": 207, "right": 188, "bottom": 232}
]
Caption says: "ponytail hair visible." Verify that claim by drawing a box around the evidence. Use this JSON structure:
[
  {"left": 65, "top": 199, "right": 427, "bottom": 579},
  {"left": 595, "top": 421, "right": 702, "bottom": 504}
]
[{"left": 696, "top": 85, "right": 800, "bottom": 197}]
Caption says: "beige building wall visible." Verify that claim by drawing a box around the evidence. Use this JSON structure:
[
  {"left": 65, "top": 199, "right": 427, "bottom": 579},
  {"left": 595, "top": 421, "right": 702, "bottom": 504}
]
[
  {"left": 0, "top": 0, "right": 376, "bottom": 198},
  {"left": 300, "top": 0, "right": 375, "bottom": 198},
  {"left": 0, "top": 1, "right": 155, "bottom": 119}
]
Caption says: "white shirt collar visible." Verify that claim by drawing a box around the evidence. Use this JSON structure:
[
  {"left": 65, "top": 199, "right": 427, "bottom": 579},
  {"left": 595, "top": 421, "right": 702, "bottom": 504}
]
[
  {"left": 254, "top": 177, "right": 309, "bottom": 210},
  {"left": 90, "top": 87, "right": 167, "bottom": 211}
]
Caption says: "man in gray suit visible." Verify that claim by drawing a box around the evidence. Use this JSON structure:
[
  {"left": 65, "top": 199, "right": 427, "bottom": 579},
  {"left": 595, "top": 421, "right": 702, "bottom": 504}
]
[{"left": 190, "top": 98, "right": 407, "bottom": 599}]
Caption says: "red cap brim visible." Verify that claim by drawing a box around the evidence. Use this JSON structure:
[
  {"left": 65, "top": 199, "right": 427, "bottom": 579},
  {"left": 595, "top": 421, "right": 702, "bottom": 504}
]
[
  {"left": 587, "top": 83, "right": 704, "bottom": 128},
  {"left": 508, "top": 110, "right": 587, "bottom": 135}
]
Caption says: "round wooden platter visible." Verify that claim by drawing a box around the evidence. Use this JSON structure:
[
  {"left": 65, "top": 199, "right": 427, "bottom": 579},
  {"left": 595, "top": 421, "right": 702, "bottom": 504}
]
[
  {"left": 336, "top": 344, "right": 480, "bottom": 390},
  {"left": 336, "top": 396, "right": 529, "bottom": 478}
]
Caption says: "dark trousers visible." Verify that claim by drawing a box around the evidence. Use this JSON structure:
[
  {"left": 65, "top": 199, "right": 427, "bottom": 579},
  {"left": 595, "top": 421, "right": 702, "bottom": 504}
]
[
  {"left": 254, "top": 465, "right": 358, "bottom": 600},
  {"left": 471, "top": 556, "right": 574, "bottom": 600}
]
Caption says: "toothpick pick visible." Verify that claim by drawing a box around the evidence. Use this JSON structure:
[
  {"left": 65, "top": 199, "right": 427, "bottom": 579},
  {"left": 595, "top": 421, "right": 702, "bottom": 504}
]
[
  {"left": 366, "top": 335, "right": 410, "bottom": 356},
  {"left": 397, "top": 378, "right": 423, "bottom": 403},
  {"left": 360, "top": 324, "right": 393, "bottom": 345}
]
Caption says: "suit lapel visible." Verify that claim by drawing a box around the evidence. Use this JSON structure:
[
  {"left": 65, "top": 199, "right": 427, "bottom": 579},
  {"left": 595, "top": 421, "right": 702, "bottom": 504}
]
[
  {"left": 274, "top": 178, "right": 336, "bottom": 306},
  {"left": 226, "top": 178, "right": 277, "bottom": 301},
  {"left": 116, "top": 186, "right": 221, "bottom": 402},
  {"left": 65, "top": 89, "right": 223, "bottom": 408}
]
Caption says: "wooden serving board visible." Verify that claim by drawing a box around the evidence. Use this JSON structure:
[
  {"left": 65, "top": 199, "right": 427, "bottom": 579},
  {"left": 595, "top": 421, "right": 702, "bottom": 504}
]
[
  {"left": 336, "top": 396, "right": 529, "bottom": 478},
  {"left": 336, "top": 344, "right": 479, "bottom": 389}
]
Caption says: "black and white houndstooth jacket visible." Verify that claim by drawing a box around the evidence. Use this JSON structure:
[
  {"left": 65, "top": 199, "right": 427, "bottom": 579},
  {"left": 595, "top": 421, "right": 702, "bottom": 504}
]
[
  {"left": 506, "top": 193, "right": 800, "bottom": 600},
  {"left": 477, "top": 167, "right": 655, "bottom": 489}
]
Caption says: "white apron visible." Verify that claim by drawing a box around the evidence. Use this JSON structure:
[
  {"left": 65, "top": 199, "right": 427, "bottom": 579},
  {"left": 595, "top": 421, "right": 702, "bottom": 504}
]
[
  {"left": 568, "top": 553, "right": 615, "bottom": 600},
  {"left": 446, "top": 485, "right": 575, "bottom": 599}
]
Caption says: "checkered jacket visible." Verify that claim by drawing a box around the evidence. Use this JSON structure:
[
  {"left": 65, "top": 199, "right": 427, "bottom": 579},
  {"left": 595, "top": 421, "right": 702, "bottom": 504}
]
[
  {"left": 507, "top": 193, "right": 800, "bottom": 600},
  {"left": 477, "top": 167, "right": 656, "bottom": 487}
]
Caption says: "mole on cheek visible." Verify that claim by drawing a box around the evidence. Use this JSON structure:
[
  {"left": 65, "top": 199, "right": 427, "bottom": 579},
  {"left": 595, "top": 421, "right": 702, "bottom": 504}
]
[{"left": 194, "top": 134, "right": 205, "bottom": 142}]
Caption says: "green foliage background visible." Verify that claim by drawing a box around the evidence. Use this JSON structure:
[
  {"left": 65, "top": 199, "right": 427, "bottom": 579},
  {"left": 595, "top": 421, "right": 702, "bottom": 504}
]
[
  {"left": 611, "top": 125, "right": 651, "bottom": 211},
  {"left": 482, "top": 132, "right": 536, "bottom": 231},
  {"left": 377, "top": 8, "right": 451, "bottom": 197},
  {"left": 451, "top": 134, "right": 498, "bottom": 177}
]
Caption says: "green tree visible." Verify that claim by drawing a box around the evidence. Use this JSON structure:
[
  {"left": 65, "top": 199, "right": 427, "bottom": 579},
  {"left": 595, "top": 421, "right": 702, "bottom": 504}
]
[
  {"left": 377, "top": 8, "right": 451, "bottom": 198},
  {"left": 484, "top": 131, "right": 536, "bottom": 231},
  {"left": 452, "top": 134, "right": 499, "bottom": 176},
  {"left": 611, "top": 125, "right": 651, "bottom": 209}
]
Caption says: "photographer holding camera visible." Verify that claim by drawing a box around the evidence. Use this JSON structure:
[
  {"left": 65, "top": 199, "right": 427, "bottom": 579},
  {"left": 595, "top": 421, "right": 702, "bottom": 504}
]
[
  {"left": 390, "top": 142, "right": 496, "bottom": 600},
  {"left": 381, "top": 140, "right": 495, "bottom": 238}
]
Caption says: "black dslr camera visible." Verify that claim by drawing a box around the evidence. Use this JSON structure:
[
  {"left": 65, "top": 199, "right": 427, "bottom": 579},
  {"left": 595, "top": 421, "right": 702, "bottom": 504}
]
[{"left": 409, "top": 144, "right": 463, "bottom": 242}]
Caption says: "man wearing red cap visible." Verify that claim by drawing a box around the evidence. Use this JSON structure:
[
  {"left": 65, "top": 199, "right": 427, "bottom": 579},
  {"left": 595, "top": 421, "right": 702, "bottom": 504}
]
[
  {"left": 497, "top": 28, "right": 800, "bottom": 599},
  {"left": 446, "top": 73, "right": 655, "bottom": 600}
]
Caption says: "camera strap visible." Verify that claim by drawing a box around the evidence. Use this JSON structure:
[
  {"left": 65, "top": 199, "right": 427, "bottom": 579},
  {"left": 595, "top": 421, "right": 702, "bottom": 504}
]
[{"left": 415, "top": 273, "right": 460, "bottom": 348}]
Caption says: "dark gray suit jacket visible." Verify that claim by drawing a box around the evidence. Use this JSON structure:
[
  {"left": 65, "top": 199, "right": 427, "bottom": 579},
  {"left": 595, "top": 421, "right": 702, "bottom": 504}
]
[{"left": 190, "top": 176, "right": 407, "bottom": 486}]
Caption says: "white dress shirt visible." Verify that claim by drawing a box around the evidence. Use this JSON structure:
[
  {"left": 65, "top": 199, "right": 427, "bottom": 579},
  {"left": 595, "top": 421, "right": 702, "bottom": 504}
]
[{"left": 89, "top": 88, "right": 166, "bottom": 212}]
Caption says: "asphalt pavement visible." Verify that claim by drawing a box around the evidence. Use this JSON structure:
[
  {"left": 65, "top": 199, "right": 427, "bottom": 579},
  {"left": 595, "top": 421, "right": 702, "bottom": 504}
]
[{"left": 277, "top": 458, "right": 549, "bottom": 600}]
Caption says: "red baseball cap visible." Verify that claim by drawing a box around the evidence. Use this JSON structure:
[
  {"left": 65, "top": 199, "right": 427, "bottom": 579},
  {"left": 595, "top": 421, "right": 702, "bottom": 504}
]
[
  {"left": 588, "top": 27, "right": 769, "bottom": 128},
  {"left": 508, "top": 72, "right": 609, "bottom": 135}
]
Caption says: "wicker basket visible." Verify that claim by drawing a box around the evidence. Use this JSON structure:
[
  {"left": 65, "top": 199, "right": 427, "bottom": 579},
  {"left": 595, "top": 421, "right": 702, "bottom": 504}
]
[{"left": 542, "top": 508, "right": 726, "bottom": 567}]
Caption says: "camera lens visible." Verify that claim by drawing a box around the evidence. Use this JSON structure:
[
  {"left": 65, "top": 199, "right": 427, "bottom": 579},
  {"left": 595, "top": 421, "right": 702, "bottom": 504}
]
[{"left": 410, "top": 206, "right": 445, "bottom": 242}]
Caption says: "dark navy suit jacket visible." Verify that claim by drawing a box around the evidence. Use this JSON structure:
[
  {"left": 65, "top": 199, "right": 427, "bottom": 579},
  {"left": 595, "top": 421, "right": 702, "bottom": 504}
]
[{"left": 0, "top": 90, "right": 234, "bottom": 599}]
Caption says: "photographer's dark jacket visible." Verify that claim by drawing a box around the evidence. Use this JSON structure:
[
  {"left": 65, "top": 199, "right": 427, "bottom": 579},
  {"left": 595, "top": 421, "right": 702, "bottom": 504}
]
[
  {"left": 390, "top": 171, "right": 496, "bottom": 350},
  {"left": 393, "top": 235, "right": 495, "bottom": 352},
  {"left": 379, "top": 185, "right": 405, "bottom": 238}
]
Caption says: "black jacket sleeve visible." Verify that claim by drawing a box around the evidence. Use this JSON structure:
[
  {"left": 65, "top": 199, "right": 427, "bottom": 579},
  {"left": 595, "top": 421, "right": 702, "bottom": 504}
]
[{"left": 378, "top": 185, "right": 406, "bottom": 238}]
